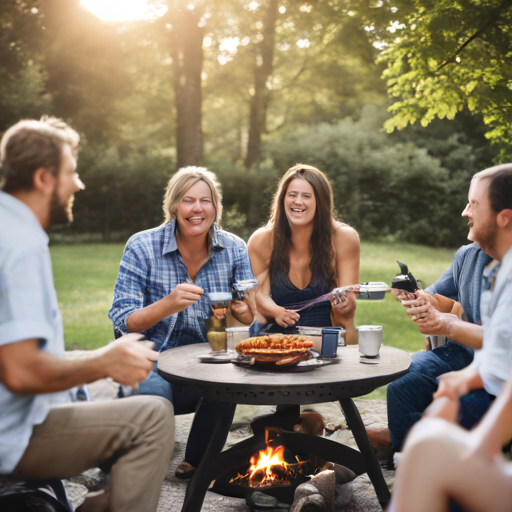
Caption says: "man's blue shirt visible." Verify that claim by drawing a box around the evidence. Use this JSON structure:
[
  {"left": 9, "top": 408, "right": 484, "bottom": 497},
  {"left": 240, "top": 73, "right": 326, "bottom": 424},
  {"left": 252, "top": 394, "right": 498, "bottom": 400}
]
[
  {"left": 426, "top": 243, "right": 492, "bottom": 325},
  {"left": 109, "top": 219, "right": 255, "bottom": 351}
]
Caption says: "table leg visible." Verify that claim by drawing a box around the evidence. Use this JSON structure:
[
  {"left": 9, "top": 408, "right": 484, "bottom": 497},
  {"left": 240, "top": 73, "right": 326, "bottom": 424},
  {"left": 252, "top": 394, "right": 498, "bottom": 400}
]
[
  {"left": 339, "top": 398, "right": 391, "bottom": 507},
  {"left": 181, "top": 402, "right": 237, "bottom": 512}
]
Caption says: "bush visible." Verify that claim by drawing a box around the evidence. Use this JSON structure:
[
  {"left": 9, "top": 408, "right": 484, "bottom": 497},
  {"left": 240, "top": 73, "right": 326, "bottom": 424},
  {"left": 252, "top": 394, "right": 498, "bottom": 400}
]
[{"left": 64, "top": 147, "right": 174, "bottom": 242}]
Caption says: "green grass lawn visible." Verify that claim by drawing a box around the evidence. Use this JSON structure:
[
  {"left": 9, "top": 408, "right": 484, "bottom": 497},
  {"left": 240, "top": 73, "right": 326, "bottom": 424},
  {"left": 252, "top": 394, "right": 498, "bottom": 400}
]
[
  {"left": 51, "top": 244, "right": 125, "bottom": 350},
  {"left": 51, "top": 241, "right": 457, "bottom": 354}
]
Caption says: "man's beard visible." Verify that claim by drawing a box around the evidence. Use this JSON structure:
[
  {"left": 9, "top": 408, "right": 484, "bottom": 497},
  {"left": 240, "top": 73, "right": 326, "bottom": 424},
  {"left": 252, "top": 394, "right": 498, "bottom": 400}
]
[
  {"left": 472, "top": 217, "right": 498, "bottom": 255},
  {"left": 49, "top": 188, "right": 74, "bottom": 226}
]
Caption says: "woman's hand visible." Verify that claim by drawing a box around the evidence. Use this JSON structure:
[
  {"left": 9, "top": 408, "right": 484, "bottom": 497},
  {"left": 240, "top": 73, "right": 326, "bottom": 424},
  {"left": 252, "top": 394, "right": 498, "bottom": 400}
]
[
  {"left": 167, "top": 283, "right": 204, "bottom": 313},
  {"left": 230, "top": 300, "right": 249, "bottom": 316},
  {"left": 330, "top": 291, "right": 356, "bottom": 316},
  {"left": 275, "top": 308, "right": 300, "bottom": 328},
  {"left": 127, "top": 282, "right": 204, "bottom": 333},
  {"left": 230, "top": 299, "right": 254, "bottom": 325}
]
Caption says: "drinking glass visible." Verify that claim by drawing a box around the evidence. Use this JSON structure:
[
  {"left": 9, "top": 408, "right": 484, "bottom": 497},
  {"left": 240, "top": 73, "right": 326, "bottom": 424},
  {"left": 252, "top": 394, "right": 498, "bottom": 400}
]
[{"left": 207, "top": 292, "right": 232, "bottom": 354}]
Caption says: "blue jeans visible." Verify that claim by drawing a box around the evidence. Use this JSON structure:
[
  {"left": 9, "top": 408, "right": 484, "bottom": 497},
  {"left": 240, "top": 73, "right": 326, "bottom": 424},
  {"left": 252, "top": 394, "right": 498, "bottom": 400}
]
[
  {"left": 139, "top": 368, "right": 232, "bottom": 468},
  {"left": 387, "top": 342, "right": 491, "bottom": 451}
]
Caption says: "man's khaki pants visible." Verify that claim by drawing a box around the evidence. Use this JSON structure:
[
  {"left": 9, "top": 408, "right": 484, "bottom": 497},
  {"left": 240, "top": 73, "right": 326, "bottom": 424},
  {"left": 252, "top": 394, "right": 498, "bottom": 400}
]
[{"left": 15, "top": 396, "right": 174, "bottom": 512}]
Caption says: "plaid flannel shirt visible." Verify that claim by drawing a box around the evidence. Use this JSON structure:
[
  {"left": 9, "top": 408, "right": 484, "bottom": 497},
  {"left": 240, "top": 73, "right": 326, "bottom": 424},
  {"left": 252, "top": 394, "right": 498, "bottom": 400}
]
[{"left": 109, "top": 219, "right": 255, "bottom": 352}]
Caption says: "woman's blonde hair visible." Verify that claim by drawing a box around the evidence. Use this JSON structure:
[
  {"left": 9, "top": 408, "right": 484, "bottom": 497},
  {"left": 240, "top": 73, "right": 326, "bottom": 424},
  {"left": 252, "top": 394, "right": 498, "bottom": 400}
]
[{"left": 163, "top": 166, "right": 223, "bottom": 224}]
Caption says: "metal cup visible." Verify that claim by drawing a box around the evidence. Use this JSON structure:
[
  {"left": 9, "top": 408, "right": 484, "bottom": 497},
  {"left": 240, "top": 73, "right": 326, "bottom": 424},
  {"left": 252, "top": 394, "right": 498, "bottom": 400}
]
[{"left": 357, "top": 325, "right": 382, "bottom": 357}]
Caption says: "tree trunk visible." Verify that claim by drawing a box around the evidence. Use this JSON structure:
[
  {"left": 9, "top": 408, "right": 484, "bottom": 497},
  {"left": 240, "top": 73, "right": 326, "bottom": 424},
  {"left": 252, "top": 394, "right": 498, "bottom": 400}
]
[
  {"left": 167, "top": 6, "right": 204, "bottom": 169},
  {"left": 244, "top": 0, "right": 278, "bottom": 169}
]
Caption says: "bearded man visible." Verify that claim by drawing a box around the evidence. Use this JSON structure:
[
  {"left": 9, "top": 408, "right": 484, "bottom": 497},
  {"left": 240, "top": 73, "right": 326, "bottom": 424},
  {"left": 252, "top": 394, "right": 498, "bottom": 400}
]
[
  {"left": 434, "top": 165, "right": 512, "bottom": 407},
  {"left": 0, "top": 117, "right": 174, "bottom": 512}
]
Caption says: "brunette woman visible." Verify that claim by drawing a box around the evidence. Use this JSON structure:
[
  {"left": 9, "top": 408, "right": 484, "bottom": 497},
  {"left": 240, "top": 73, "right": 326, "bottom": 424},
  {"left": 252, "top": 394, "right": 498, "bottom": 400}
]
[{"left": 248, "top": 164, "right": 359, "bottom": 344}]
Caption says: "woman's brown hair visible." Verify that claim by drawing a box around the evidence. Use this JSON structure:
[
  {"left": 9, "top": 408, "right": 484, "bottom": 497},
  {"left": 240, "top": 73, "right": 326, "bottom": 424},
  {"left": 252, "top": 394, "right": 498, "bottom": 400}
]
[{"left": 269, "top": 164, "right": 337, "bottom": 289}]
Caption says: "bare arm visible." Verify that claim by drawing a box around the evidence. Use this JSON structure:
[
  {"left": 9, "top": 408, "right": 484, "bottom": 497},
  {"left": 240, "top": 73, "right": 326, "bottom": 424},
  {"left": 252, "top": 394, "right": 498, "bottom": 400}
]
[
  {"left": 126, "top": 283, "right": 204, "bottom": 332},
  {"left": 433, "top": 365, "right": 484, "bottom": 402},
  {"left": 331, "top": 224, "right": 360, "bottom": 345},
  {"left": 248, "top": 228, "right": 300, "bottom": 327},
  {"left": 230, "top": 287, "right": 257, "bottom": 325},
  {"left": 0, "top": 333, "right": 157, "bottom": 394}
]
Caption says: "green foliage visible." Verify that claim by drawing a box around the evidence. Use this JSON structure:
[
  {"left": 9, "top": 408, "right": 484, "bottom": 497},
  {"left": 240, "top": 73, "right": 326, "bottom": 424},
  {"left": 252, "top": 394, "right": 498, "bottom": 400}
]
[
  {"left": 0, "top": 0, "right": 503, "bottom": 247},
  {"left": 371, "top": 0, "right": 512, "bottom": 152},
  {"left": 0, "top": 0, "right": 51, "bottom": 130},
  {"left": 214, "top": 160, "right": 280, "bottom": 232},
  {"left": 68, "top": 147, "right": 174, "bottom": 241},
  {"left": 222, "top": 203, "right": 250, "bottom": 240},
  {"left": 0, "top": 60, "right": 52, "bottom": 128}
]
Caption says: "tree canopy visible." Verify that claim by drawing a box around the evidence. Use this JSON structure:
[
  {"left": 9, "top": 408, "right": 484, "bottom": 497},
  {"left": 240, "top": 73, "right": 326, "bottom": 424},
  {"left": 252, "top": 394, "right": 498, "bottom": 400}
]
[
  {"left": 0, "top": 0, "right": 504, "bottom": 246},
  {"left": 369, "top": 0, "right": 512, "bottom": 152}
]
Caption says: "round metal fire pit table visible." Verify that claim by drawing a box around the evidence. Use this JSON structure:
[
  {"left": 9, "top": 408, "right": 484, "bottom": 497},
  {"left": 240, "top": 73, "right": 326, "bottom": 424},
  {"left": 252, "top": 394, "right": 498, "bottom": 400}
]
[
  {"left": 158, "top": 344, "right": 411, "bottom": 512},
  {"left": 158, "top": 344, "right": 410, "bottom": 406}
]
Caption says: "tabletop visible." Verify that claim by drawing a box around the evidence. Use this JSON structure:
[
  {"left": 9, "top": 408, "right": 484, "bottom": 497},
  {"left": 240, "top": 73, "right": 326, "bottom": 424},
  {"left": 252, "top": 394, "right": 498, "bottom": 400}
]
[{"left": 157, "top": 344, "right": 411, "bottom": 405}]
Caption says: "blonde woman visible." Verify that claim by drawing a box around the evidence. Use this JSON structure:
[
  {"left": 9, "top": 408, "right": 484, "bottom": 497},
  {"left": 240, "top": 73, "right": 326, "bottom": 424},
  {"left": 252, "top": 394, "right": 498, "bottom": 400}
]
[{"left": 109, "top": 166, "right": 255, "bottom": 479}]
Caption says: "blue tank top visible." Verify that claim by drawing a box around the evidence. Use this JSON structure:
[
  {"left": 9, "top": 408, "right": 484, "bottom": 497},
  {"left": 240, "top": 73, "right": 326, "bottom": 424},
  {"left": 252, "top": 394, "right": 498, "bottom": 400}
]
[{"left": 266, "top": 276, "right": 332, "bottom": 333}]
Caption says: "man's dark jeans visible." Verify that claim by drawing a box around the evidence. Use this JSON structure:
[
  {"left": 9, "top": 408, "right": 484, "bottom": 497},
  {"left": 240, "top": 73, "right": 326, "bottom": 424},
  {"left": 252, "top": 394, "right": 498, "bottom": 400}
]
[{"left": 387, "top": 341, "right": 492, "bottom": 451}]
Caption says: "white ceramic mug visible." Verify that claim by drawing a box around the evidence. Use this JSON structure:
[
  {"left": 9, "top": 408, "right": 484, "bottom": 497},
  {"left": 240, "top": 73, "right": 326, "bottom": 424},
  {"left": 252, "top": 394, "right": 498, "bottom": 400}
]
[{"left": 357, "top": 325, "right": 382, "bottom": 357}]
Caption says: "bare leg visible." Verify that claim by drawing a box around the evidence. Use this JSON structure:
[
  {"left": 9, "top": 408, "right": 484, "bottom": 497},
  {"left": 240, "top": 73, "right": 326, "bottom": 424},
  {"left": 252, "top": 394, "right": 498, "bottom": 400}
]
[{"left": 391, "top": 418, "right": 512, "bottom": 512}]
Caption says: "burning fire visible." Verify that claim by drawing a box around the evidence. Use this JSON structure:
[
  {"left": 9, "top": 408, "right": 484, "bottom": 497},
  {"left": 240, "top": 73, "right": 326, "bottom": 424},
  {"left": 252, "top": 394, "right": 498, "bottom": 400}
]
[
  {"left": 248, "top": 445, "right": 288, "bottom": 485},
  {"left": 230, "top": 444, "right": 309, "bottom": 488}
]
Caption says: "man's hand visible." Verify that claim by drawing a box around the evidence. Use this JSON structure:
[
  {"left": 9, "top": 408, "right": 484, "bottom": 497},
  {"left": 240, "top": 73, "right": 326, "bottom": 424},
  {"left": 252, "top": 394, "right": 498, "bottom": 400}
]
[
  {"left": 434, "top": 368, "right": 482, "bottom": 402},
  {"left": 401, "top": 292, "right": 454, "bottom": 334},
  {"left": 99, "top": 334, "right": 157, "bottom": 387},
  {"left": 401, "top": 293, "right": 457, "bottom": 337},
  {"left": 415, "top": 311, "right": 458, "bottom": 337},
  {"left": 275, "top": 308, "right": 300, "bottom": 328},
  {"left": 392, "top": 289, "right": 418, "bottom": 302},
  {"left": 167, "top": 283, "right": 204, "bottom": 312}
]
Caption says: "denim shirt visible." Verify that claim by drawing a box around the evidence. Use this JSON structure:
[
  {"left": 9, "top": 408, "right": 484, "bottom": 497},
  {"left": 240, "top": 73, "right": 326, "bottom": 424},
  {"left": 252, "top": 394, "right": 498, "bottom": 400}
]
[
  {"left": 426, "top": 243, "right": 492, "bottom": 325},
  {"left": 109, "top": 220, "right": 255, "bottom": 352}
]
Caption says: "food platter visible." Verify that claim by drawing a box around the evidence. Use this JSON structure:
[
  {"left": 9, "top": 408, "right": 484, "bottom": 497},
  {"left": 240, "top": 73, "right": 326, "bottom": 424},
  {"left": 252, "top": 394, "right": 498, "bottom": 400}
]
[
  {"left": 233, "top": 333, "right": 338, "bottom": 372},
  {"left": 235, "top": 333, "right": 313, "bottom": 365},
  {"left": 232, "top": 350, "right": 339, "bottom": 372}
]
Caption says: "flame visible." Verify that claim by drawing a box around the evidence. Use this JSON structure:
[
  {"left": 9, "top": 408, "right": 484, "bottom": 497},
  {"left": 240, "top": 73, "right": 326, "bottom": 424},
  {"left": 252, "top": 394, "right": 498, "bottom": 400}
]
[{"left": 248, "top": 445, "right": 288, "bottom": 485}]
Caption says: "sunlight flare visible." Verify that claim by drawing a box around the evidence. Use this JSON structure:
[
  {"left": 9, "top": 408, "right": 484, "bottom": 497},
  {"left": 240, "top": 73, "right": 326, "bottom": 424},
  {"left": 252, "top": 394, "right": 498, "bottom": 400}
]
[{"left": 81, "top": 0, "right": 167, "bottom": 21}]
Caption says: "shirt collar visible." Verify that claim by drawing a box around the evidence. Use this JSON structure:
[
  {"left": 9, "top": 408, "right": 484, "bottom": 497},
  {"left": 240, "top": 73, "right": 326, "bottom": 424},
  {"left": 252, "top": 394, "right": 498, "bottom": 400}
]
[
  {"left": 0, "top": 190, "right": 49, "bottom": 244},
  {"left": 503, "top": 244, "right": 512, "bottom": 266},
  {"left": 162, "top": 218, "right": 225, "bottom": 255}
]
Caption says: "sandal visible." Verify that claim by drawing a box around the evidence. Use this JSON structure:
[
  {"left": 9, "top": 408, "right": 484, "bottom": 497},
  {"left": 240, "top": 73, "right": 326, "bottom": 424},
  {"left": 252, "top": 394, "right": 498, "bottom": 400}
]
[{"left": 175, "top": 461, "right": 196, "bottom": 480}]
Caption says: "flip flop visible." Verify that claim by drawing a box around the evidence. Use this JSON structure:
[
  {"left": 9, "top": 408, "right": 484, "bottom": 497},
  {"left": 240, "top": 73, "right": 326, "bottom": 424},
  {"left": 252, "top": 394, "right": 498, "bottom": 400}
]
[{"left": 175, "top": 461, "right": 196, "bottom": 480}]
